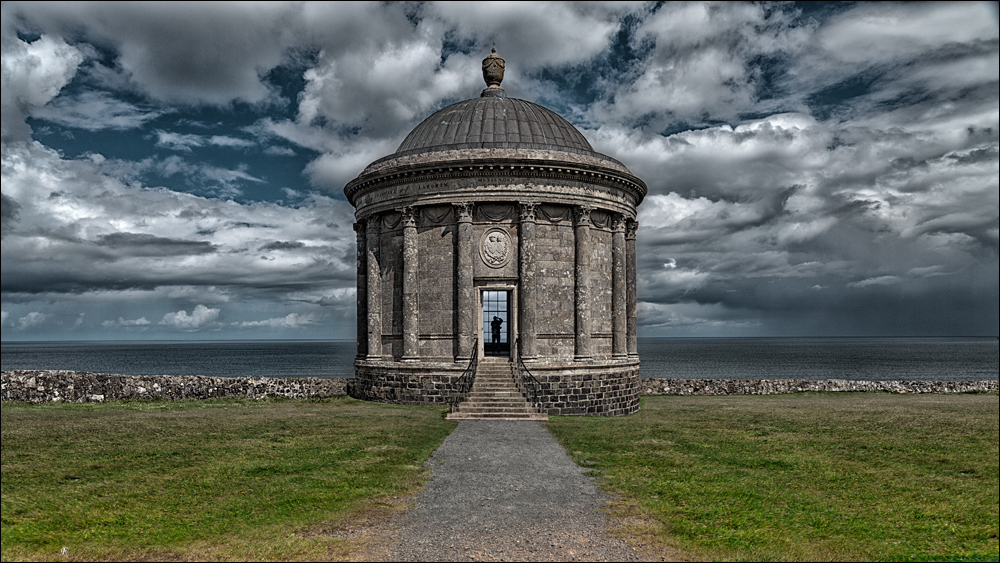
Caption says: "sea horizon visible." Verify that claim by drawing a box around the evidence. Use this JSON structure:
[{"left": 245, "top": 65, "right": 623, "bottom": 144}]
[{"left": 2, "top": 337, "right": 996, "bottom": 382}]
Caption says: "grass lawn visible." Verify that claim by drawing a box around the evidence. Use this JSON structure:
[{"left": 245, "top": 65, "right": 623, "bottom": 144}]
[
  {"left": 1, "top": 397, "right": 456, "bottom": 561},
  {"left": 546, "top": 393, "right": 999, "bottom": 562}
]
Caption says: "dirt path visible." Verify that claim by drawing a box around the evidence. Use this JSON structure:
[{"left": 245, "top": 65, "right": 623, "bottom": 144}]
[{"left": 352, "top": 420, "right": 672, "bottom": 562}]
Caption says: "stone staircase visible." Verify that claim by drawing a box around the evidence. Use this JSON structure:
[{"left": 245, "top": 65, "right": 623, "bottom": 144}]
[{"left": 446, "top": 358, "right": 548, "bottom": 421}]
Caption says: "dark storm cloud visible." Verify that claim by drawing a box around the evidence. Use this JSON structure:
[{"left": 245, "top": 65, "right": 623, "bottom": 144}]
[
  {"left": 1, "top": 193, "right": 20, "bottom": 237},
  {"left": 259, "top": 240, "right": 306, "bottom": 252},
  {"left": 96, "top": 232, "right": 216, "bottom": 256}
]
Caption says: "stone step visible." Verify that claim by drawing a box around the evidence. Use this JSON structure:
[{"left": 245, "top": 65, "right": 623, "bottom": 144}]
[
  {"left": 445, "top": 361, "right": 546, "bottom": 421},
  {"left": 461, "top": 405, "right": 532, "bottom": 412},
  {"left": 456, "top": 408, "right": 536, "bottom": 415},
  {"left": 466, "top": 398, "right": 525, "bottom": 404},
  {"left": 446, "top": 412, "right": 548, "bottom": 421},
  {"left": 463, "top": 398, "right": 530, "bottom": 405}
]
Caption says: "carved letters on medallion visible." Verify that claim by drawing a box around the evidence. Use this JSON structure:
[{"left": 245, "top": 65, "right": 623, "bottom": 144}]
[{"left": 479, "top": 227, "right": 512, "bottom": 269}]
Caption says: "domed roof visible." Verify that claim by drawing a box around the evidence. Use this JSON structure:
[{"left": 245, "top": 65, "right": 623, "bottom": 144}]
[{"left": 395, "top": 96, "right": 597, "bottom": 157}]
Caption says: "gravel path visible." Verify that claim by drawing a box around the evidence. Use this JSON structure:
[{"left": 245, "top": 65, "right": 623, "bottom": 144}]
[{"left": 360, "top": 420, "right": 667, "bottom": 562}]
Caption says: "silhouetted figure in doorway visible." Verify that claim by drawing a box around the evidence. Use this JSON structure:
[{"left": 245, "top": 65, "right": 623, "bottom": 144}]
[{"left": 491, "top": 316, "right": 503, "bottom": 346}]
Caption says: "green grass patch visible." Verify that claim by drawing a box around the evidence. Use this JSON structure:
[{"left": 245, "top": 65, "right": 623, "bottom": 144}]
[
  {"left": 546, "top": 393, "right": 999, "bottom": 562},
  {"left": 1, "top": 397, "right": 456, "bottom": 561}
]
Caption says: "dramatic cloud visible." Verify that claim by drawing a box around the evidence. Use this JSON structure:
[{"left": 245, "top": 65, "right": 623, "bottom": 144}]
[
  {"left": 1, "top": 32, "right": 83, "bottom": 141},
  {"left": 1, "top": 2, "right": 996, "bottom": 340}
]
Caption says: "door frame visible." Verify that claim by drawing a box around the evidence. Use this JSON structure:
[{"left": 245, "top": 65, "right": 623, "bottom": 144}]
[{"left": 477, "top": 283, "right": 517, "bottom": 360}]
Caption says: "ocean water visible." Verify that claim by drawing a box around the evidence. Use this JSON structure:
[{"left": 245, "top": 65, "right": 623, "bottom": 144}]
[
  {"left": 638, "top": 337, "right": 997, "bottom": 382},
  {"left": 0, "top": 340, "right": 356, "bottom": 379},
  {"left": 1, "top": 338, "right": 997, "bottom": 381}
]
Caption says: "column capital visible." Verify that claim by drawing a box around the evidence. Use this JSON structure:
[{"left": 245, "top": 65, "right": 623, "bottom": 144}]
[
  {"left": 611, "top": 214, "right": 626, "bottom": 233},
  {"left": 454, "top": 202, "right": 474, "bottom": 223},
  {"left": 625, "top": 219, "right": 638, "bottom": 240},
  {"left": 573, "top": 205, "right": 594, "bottom": 226},
  {"left": 353, "top": 220, "right": 365, "bottom": 233},
  {"left": 400, "top": 206, "right": 417, "bottom": 228},
  {"left": 519, "top": 202, "right": 537, "bottom": 223}
]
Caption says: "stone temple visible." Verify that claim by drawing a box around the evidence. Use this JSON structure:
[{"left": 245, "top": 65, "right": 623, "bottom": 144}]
[{"left": 345, "top": 49, "right": 646, "bottom": 417}]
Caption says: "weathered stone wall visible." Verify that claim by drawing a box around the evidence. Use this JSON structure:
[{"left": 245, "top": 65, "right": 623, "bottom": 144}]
[
  {"left": 589, "top": 226, "right": 613, "bottom": 357},
  {"left": 638, "top": 378, "right": 998, "bottom": 395},
  {"left": 380, "top": 223, "right": 404, "bottom": 358},
  {"left": 534, "top": 219, "right": 575, "bottom": 359},
  {"left": 349, "top": 362, "right": 466, "bottom": 405},
  {"left": 1, "top": 371, "right": 347, "bottom": 403},
  {"left": 531, "top": 363, "right": 640, "bottom": 416},
  {"left": 418, "top": 220, "right": 456, "bottom": 360}
]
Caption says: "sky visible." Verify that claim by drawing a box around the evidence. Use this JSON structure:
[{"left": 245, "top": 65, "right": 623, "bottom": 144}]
[{"left": 1, "top": 1, "right": 997, "bottom": 342}]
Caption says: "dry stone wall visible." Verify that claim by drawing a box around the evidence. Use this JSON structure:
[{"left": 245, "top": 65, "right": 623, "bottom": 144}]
[
  {"left": 639, "top": 378, "right": 998, "bottom": 395},
  {"left": 2, "top": 370, "right": 994, "bottom": 404},
  {"left": 2, "top": 371, "right": 347, "bottom": 403}
]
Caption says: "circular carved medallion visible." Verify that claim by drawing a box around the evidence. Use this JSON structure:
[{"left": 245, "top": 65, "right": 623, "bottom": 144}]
[{"left": 479, "top": 227, "right": 512, "bottom": 269}]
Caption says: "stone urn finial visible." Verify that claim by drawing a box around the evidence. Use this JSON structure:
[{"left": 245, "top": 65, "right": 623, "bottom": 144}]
[{"left": 481, "top": 45, "right": 506, "bottom": 98}]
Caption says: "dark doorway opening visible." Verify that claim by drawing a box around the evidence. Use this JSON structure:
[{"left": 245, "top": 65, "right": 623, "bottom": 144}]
[{"left": 482, "top": 290, "right": 510, "bottom": 356}]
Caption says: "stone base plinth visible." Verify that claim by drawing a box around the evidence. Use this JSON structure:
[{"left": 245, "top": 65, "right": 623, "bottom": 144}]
[
  {"left": 525, "top": 359, "right": 640, "bottom": 416},
  {"left": 349, "top": 360, "right": 469, "bottom": 405},
  {"left": 351, "top": 358, "right": 640, "bottom": 416}
]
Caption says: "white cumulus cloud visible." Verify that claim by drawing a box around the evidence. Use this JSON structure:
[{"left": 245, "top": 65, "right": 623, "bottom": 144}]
[
  {"left": 160, "top": 305, "right": 220, "bottom": 330},
  {"left": 16, "top": 311, "right": 47, "bottom": 329},
  {"left": 236, "top": 312, "right": 318, "bottom": 329},
  {"left": 101, "top": 316, "right": 151, "bottom": 328},
  {"left": 1, "top": 33, "right": 83, "bottom": 141}
]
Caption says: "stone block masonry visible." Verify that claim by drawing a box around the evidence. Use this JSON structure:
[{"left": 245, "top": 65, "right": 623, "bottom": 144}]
[{"left": 2, "top": 370, "right": 994, "bottom": 404}]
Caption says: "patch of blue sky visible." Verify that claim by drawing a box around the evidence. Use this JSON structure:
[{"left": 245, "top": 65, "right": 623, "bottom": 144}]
[
  {"left": 530, "top": 10, "right": 654, "bottom": 125},
  {"left": 27, "top": 48, "right": 322, "bottom": 205}
]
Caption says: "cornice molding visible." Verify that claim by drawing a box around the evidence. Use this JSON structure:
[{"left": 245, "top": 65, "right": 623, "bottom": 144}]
[{"left": 345, "top": 157, "right": 647, "bottom": 208}]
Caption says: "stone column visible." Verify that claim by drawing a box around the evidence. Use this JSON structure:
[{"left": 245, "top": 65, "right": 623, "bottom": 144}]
[
  {"left": 612, "top": 215, "right": 627, "bottom": 358},
  {"left": 354, "top": 221, "right": 367, "bottom": 360},
  {"left": 574, "top": 205, "right": 593, "bottom": 361},
  {"left": 626, "top": 219, "right": 638, "bottom": 358},
  {"left": 454, "top": 202, "right": 475, "bottom": 361},
  {"left": 401, "top": 207, "right": 419, "bottom": 361},
  {"left": 518, "top": 202, "right": 537, "bottom": 360},
  {"left": 365, "top": 215, "right": 382, "bottom": 360}
]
